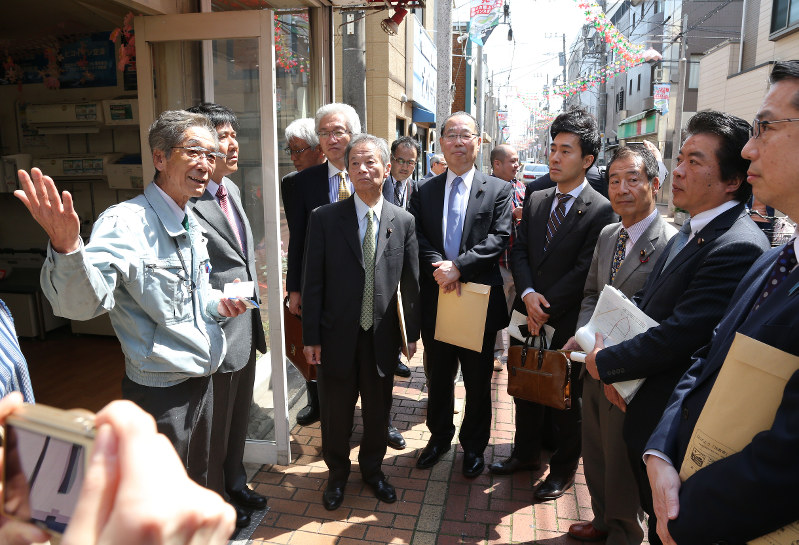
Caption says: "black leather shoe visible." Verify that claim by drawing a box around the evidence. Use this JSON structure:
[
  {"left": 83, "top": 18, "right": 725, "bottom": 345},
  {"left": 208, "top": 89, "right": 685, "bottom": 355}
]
[
  {"left": 233, "top": 504, "right": 251, "bottom": 528},
  {"left": 387, "top": 426, "right": 406, "bottom": 450},
  {"left": 394, "top": 361, "right": 412, "bottom": 378},
  {"left": 416, "top": 441, "right": 451, "bottom": 469},
  {"left": 229, "top": 487, "right": 267, "bottom": 510},
  {"left": 322, "top": 485, "right": 345, "bottom": 511},
  {"left": 534, "top": 471, "right": 576, "bottom": 501},
  {"left": 364, "top": 478, "right": 397, "bottom": 503},
  {"left": 488, "top": 455, "right": 542, "bottom": 475},
  {"left": 297, "top": 381, "right": 320, "bottom": 426},
  {"left": 462, "top": 452, "right": 485, "bottom": 478}
]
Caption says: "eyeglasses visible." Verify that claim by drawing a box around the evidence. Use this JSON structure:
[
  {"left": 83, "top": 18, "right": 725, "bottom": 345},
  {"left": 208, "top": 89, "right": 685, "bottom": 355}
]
[
  {"left": 392, "top": 156, "right": 417, "bottom": 167},
  {"left": 172, "top": 146, "right": 224, "bottom": 164},
  {"left": 750, "top": 117, "right": 799, "bottom": 139},
  {"left": 284, "top": 145, "right": 313, "bottom": 156},
  {"left": 317, "top": 130, "right": 351, "bottom": 140},
  {"left": 441, "top": 133, "right": 478, "bottom": 143}
]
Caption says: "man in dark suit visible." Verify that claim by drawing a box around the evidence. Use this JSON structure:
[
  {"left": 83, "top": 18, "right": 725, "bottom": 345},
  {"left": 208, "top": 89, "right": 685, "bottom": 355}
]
[
  {"left": 187, "top": 103, "right": 268, "bottom": 528},
  {"left": 645, "top": 60, "right": 799, "bottom": 545},
  {"left": 563, "top": 145, "right": 676, "bottom": 543},
  {"left": 286, "top": 103, "right": 360, "bottom": 426},
  {"left": 410, "top": 111, "right": 512, "bottom": 478},
  {"left": 525, "top": 165, "right": 606, "bottom": 198},
  {"left": 584, "top": 110, "right": 770, "bottom": 545},
  {"left": 382, "top": 135, "right": 422, "bottom": 380},
  {"left": 281, "top": 117, "right": 325, "bottom": 228},
  {"left": 302, "top": 134, "right": 420, "bottom": 511},
  {"left": 495, "top": 109, "right": 616, "bottom": 502}
]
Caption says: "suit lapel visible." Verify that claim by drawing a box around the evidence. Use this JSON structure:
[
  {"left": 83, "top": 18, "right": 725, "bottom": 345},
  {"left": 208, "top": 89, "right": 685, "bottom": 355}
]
[
  {"left": 193, "top": 190, "right": 245, "bottom": 260},
  {"left": 428, "top": 175, "right": 447, "bottom": 251},
  {"left": 461, "top": 171, "right": 486, "bottom": 251},
  {"left": 613, "top": 219, "right": 661, "bottom": 287},
  {"left": 375, "top": 203, "right": 396, "bottom": 267},
  {"left": 339, "top": 198, "right": 364, "bottom": 267},
  {"left": 225, "top": 180, "right": 254, "bottom": 258}
]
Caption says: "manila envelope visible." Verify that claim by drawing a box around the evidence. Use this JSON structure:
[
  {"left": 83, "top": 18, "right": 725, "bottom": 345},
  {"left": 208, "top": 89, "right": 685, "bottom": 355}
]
[
  {"left": 434, "top": 282, "right": 490, "bottom": 352},
  {"left": 679, "top": 332, "right": 799, "bottom": 544}
]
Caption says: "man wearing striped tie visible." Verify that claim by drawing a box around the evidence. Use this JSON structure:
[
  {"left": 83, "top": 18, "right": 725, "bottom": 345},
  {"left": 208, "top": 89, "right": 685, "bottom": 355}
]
[
  {"left": 286, "top": 103, "right": 359, "bottom": 427},
  {"left": 496, "top": 109, "right": 616, "bottom": 502}
]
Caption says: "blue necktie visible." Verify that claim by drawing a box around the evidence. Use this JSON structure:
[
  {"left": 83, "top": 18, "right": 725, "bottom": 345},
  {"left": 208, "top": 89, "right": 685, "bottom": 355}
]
[
  {"left": 751, "top": 241, "right": 797, "bottom": 313},
  {"left": 444, "top": 177, "right": 464, "bottom": 261},
  {"left": 662, "top": 218, "right": 691, "bottom": 270}
]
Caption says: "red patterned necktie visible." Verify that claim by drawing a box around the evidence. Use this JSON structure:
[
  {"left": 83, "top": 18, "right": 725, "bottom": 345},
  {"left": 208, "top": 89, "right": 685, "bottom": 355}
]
[{"left": 216, "top": 184, "right": 243, "bottom": 251}]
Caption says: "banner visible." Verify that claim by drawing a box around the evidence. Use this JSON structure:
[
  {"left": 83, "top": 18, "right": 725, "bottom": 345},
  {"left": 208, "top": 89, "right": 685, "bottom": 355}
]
[
  {"left": 469, "top": 0, "right": 503, "bottom": 46},
  {"left": 653, "top": 83, "right": 671, "bottom": 115}
]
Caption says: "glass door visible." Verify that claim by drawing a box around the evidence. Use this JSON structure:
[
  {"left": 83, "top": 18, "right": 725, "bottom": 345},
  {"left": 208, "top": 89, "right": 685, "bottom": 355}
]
[{"left": 134, "top": 10, "right": 291, "bottom": 464}]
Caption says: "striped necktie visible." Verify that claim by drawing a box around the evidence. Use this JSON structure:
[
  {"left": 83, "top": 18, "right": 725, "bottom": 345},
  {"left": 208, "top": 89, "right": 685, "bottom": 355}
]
[
  {"left": 216, "top": 184, "right": 244, "bottom": 252},
  {"left": 544, "top": 193, "right": 572, "bottom": 251}
]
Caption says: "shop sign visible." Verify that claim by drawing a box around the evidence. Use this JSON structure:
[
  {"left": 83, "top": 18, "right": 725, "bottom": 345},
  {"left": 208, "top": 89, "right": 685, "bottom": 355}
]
[
  {"left": 412, "top": 25, "right": 437, "bottom": 114},
  {"left": 653, "top": 83, "right": 670, "bottom": 115}
]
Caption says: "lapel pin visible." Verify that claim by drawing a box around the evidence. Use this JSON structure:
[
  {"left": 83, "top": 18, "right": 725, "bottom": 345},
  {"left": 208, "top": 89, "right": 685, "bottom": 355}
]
[
  {"left": 696, "top": 237, "right": 704, "bottom": 245},
  {"left": 640, "top": 249, "right": 649, "bottom": 264},
  {"left": 387, "top": 228, "right": 393, "bottom": 237}
]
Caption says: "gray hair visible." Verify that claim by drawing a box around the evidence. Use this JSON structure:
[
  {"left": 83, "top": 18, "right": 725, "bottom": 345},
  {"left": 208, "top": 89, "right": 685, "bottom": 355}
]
[
  {"left": 429, "top": 153, "right": 445, "bottom": 166},
  {"left": 345, "top": 133, "right": 390, "bottom": 167},
  {"left": 285, "top": 118, "right": 319, "bottom": 147},
  {"left": 440, "top": 111, "right": 480, "bottom": 137},
  {"left": 315, "top": 103, "right": 362, "bottom": 135},
  {"left": 148, "top": 110, "right": 218, "bottom": 179}
]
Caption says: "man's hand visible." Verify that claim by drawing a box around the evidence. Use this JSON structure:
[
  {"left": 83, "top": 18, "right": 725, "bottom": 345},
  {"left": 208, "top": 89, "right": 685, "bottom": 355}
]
[
  {"left": 217, "top": 297, "right": 247, "bottom": 317},
  {"left": 646, "top": 455, "right": 681, "bottom": 545},
  {"left": 304, "top": 345, "right": 321, "bottom": 366},
  {"left": 402, "top": 342, "right": 417, "bottom": 360},
  {"left": 562, "top": 336, "right": 581, "bottom": 351},
  {"left": 603, "top": 383, "right": 627, "bottom": 412},
  {"left": 288, "top": 291, "right": 301, "bottom": 316},
  {"left": 14, "top": 168, "right": 82, "bottom": 254},
  {"left": 522, "top": 292, "right": 550, "bottom": 335},
  {"left": 432, "top": 260, "right": 461, "bottom": 288},
  {"left": 512, "top": 206, "right": 523, "bottom": 222},
  {"left": 584, "top": 332, "right": 605, "bottom": 380}
]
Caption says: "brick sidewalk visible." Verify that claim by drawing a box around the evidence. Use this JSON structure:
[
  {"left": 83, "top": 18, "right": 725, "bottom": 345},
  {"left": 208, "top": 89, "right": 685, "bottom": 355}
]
[{"left": 247, "top": 345, "right": 643, "bottom": 544}]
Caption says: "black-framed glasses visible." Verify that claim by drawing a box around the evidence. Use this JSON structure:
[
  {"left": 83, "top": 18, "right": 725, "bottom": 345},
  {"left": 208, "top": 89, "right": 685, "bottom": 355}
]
[
  {"left": 441, "top": 133, "right": 477, "bottom": 143},
  {"left": 317, "top": 130, "right": 351, "bottom": 140},
  {"left": 750, "top": 117, "right": 799, "bottom": 138},
  {"left": 392, "top": 156, "right": 417, "bottom": 167},
  {"left": 284, "top": 145, "right": 313, "bottom": 156},
  {"left": 172, "top": 146, "right": 225, "bottom": 164}
]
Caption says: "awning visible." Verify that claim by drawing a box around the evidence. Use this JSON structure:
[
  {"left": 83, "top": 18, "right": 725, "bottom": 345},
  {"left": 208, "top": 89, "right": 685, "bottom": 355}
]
[
  {"left": 618, "top": 108, "right": 658, "bottom": 139},
  {"left": 412, "top": 104, "right": 435, "bottom": 125}
]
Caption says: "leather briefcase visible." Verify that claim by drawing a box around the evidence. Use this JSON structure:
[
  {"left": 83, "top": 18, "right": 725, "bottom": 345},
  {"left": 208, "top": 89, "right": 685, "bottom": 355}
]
[
  {"left": 507, "top": 335, "right": 571, "bottom": 410},
  {"left": 283, "top": 297, "right": 316, "bottom": 381}
]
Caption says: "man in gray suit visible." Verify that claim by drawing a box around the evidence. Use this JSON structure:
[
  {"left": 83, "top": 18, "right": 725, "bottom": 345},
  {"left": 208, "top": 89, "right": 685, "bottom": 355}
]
[
  {"left": 188, "top": 103, "right": 267, "bottom": 529},
  {"left": 302, "top": 134, "right": 420, "bottom": 511},
  {"left": 563, "top": 145, "right": 676, "bottom": 544}
]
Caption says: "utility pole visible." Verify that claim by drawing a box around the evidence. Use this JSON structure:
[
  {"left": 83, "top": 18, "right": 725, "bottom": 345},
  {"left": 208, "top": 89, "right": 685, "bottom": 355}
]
[
  {"left": 342, "top": 11, "right": 367, "bottom": 130},
  {"left": 669, "top": 32, "right": 688, "bottom": 205},
  {"left": 596, "top": 0, "right": 608, "bottom": 165},
  {"left": 436, "top": 0, "right": 453, "bottom": 145},
  {"left": 476, "top": 44, "right": 484, "bottom": 171},
  {"left": 562, "top": 33, "right": 567, "bottom": 111}
]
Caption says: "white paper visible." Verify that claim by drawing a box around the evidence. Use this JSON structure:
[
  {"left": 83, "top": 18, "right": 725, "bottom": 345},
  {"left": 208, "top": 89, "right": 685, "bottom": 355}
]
[
  {"left": 222, "top": 281, "right": 258, "bottom": 309},
  {"left": 507, "top": 310, "right": 554, "bottom": 345},
  {"left": 575, "top": 285, "right": 659, "bottom": 403}
]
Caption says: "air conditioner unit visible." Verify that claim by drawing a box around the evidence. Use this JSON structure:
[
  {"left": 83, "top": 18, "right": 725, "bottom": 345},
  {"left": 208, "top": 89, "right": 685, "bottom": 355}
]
[{"left": 25, "top": 102, "right": 104, "bottom": 134}]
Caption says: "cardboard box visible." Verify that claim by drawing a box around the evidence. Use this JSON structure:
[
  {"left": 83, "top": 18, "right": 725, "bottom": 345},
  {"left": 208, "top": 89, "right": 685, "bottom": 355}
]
[
  {"left": 102, "top": 99, "right": 139, "bottom": 126},
  {"left": 106, "top": 162, "right": 144, "bottom": 190}
]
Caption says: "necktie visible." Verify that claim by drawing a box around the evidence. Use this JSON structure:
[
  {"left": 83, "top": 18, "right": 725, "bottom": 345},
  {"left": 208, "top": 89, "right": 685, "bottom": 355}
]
[
  {"left": 338, "top": 172, "right": 351, "bottom": 201},
  {"left": 394, "top": 179, "right": 405, "bottom": 208},
  {"left": 751, "top": 241, "right": 797, "bottom": 313},
  {"left": 444, "top": 177, "right": 464, "bottom": 261},
  {"left": 360, "top": 209, "right": 376, "bottom": 330},
  {"left": 181, "top": 214, "right": 189, "bottom": 233},
  {"left": 610, "top": 228, "right": 629, "bottom": 283},
  {"left": 662, "top": 218, "right": 692, "bottom": 270},
  {"left": 544, "top": 193, "right": 572, "bottom": 251},
  {"left": 216, "top": 184, "right": 244, "bottom": 251}
]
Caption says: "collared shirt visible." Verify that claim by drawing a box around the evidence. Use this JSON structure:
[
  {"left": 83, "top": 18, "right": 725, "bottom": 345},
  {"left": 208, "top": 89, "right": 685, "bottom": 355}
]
[
  {"left": 621, "top": 208, "right": 659, "bottom": 256},
  {"left": 685, "top": 200, "right": 740, "bottom": 242},
  {"left": 390, "top": 175, "right": 412, "bottom": 209},
  {"left": 206, "top": 178, "right": 247, "bottom": 254},
  {"left": 353, "top": 192, "right": 383, "bottom": 246},
  {"left": 0, "top": 299, "right": 34, "bottom": 402},
  {"left": 152, "top": 181, "right": 187, "bottom": 222},
  {"left": 327, "top": 163, "right": 353, "bottom": 203},
  {"left": 40, "top": 182, "right": 226, "bottom": 388},
  {"left": 442, "top": 167, "right": 475, "bottom": 243}
]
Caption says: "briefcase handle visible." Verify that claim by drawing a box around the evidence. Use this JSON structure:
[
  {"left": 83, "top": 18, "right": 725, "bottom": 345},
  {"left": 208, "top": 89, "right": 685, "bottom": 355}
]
[{"left": 520, "top": 335, "right": 548, "bottom": 370}]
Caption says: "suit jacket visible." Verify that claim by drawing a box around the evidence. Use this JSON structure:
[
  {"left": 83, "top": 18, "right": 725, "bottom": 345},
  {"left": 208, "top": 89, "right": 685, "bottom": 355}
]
[
  {"left": 286, "top": 162, "right": 332, "bottom": 293},
  {"left": 191, "top": 178, "right": 267, "bottom": 373},
  {"left": 596, "top": 202, "right": 770, "bottom": 457},
  {"left": 578, "top": 215, "right": 677, "bottom": 330},
  {"left": 646, "top": 243, "right": 799, "bottom": 544},
  {"left": 510, "top": 183, "right": 616, "bottom": 348},
  {"left": 409, "top": 170, "right": 513, "bottom": 334},
  {"left": 280, "top": 170, "right": 299, "bottom": 227},
  {"left": 301, "top": 197, "right": 420, "bottom": 378},
  {"left": 525, "top": 166, "right": 607, "bottom": 201},
  {"left": 382, "top": 175, "right": 416, "bottom": 209}
]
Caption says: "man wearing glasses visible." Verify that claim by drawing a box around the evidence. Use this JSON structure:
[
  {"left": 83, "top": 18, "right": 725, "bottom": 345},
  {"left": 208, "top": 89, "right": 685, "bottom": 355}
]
[
  {"left": 644, "top": 60, "right": 799, "bottom": 545},
  {"left": 410, "top": 111, "right": 512, "bottom": 478},
  {"left": 14, "top": 110, "right": 247, "bottom": 491},
  {"left": 281, "top": 117, "right": 325, "bottom": 227},
  {"left": 285, "top": 103, "right": 360, "bottom": 427}
]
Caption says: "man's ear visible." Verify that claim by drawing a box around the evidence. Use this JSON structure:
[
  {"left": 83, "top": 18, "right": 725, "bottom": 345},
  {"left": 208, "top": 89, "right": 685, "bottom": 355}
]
[
  {"left": 582, "top": 154, "right": 596, "bottom": 170},
  {"left": 153, "top": 149, "right": 167, "bottom": 172}
]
